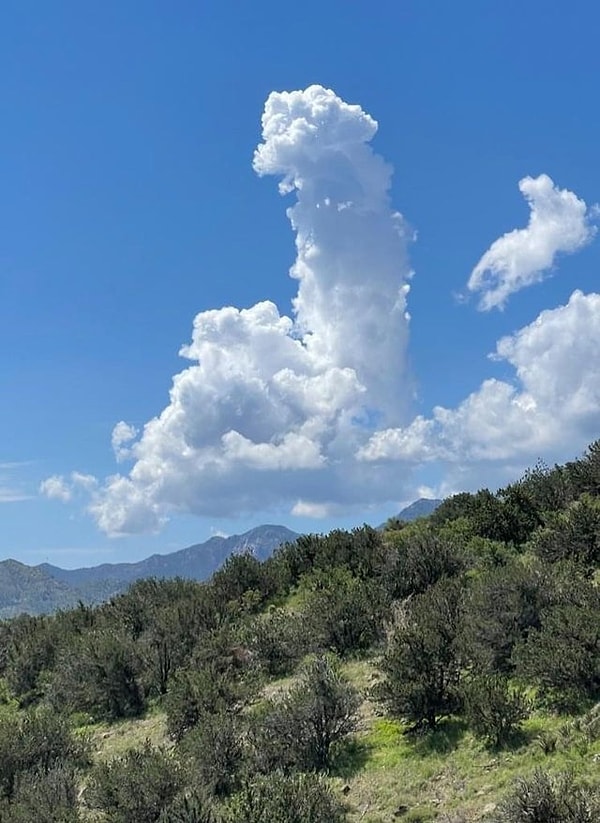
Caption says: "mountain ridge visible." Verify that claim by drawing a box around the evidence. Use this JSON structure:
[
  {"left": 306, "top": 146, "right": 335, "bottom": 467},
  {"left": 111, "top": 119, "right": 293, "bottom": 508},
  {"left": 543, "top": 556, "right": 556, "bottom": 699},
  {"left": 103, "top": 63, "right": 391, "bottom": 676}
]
[
  {"left": 38, "top": 524, "right": 297, "bottom": 586},
  {"left": 0, "top": 524, "right": 299, "bottom": 618}
]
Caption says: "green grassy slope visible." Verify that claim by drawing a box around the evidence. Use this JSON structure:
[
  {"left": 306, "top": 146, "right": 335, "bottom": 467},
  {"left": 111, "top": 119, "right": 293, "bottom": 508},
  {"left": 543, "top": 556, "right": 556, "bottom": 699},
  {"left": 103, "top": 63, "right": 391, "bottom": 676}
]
[{"left": 75, "top": 658, "right": 600, "bottom": 823}]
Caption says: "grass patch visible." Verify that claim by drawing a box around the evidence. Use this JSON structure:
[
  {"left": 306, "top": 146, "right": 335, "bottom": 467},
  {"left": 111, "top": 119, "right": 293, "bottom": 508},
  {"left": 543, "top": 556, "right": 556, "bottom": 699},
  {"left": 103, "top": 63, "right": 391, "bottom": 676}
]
[
  {"left": 87, "top": 711, "right": 169, "bottom": 762},
  {"left": 333, "top": 664, "right": 600, "bottom": 822}
]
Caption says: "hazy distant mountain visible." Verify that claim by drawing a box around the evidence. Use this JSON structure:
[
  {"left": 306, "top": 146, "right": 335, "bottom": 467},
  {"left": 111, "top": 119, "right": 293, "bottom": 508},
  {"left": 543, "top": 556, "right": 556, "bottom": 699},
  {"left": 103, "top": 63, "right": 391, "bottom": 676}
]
[
  {"left": 379, "top": 497, "right": 442, "bottom": 529},
  {"left": 397, "top": 498, "right": 442, "bottom": 520},
  {"left": 40, "top": 525, "right": 297, "bottom": 588},
  {"left": 0, "top": 525, "right": 298, "bottom": 618},
  {"left": 0, "top": 560, "right": 78, "bottom": 618}
]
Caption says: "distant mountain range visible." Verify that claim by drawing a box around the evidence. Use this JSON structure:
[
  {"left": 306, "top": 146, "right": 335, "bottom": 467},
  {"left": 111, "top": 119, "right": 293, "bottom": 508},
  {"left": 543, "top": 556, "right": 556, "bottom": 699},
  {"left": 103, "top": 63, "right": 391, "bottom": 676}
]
[
  {"left": 0, "top": 499, "right": 443, "bottom": 618},
  {"left": 0, "top": 525, "right": 298, "bottom": 619}
]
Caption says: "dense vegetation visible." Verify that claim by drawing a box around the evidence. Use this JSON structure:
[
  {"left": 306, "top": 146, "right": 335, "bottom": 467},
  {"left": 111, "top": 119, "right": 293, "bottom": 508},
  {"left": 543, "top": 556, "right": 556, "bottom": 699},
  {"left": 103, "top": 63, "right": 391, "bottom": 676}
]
[{"left": 0, "top": 441, "right": 600, "bottom": 820}]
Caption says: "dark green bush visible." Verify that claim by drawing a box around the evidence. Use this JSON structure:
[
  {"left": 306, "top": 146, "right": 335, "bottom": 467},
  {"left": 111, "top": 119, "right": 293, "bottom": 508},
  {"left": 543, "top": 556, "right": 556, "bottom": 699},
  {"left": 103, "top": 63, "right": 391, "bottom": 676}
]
[
  {"left": 244, "top": 609, "right": 307, "bottom": 677},
  {"left": 158, "top": 791, "right": 218, "bottom": 822},
  {"left": 85, "top": 742, "right": 184, "bottom": 823},
  {"left": 0, "top": 707, "right": 89, "bottom": 800},
  {"left": 179, "top": 712, "right": 245, "bottom": 798},
  {"left": 303, "top": 567, "right": 387, "bottom": 656},
  {"left": 460, "top": 560, "right": 550, "bottom": 674},
  {"left": 47, "top": 629, "right": 144, "bottom": 721},
  {"left": 513, "top": 597, "right": 600, "bottom": 710},
  {"left": 252, "top": 654, "right": 359, "bottom": 773},
  {"left": 165, "top": 662, "right": 250, "bottom": 741},
  {"left": 377, "top": 579, "right": 463, "bottom": 730},
  {"left": 462, "top": 674, "right": 529, "bottom": 747},
  {"left": 225, "top": 772, "right": 347, "bottom": 823},
  {"left": 210, "top": 552, "right": 278, "bottom": 613},
  {"left": 530, "top": 495, "right": 600, "bottom": 571},
  {"left": 0, "top": 765, "right": 81, "bottom": 822},
  {"left": 385, "top": 525, "right": 466, "bottom": 599}
]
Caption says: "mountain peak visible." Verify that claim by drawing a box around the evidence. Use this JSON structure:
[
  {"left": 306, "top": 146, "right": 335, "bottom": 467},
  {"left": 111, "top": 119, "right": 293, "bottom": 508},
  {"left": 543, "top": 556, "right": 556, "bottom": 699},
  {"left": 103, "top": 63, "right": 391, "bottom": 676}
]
[{"left": 379, "top": 498, "right": 442, "bottom": 529}]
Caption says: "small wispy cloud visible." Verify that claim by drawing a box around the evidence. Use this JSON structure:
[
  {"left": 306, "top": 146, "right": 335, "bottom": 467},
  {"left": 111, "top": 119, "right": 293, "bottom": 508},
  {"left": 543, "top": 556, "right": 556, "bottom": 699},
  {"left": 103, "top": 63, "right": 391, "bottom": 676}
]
[
  {"left": 0, "top": 487, "right": 33, "bottom": 503},
  {"left": 111, "top": 422, "right": 138, "bottom": 462},
  {"left": 467, "top": 174, "right": 596, "bottom": 310},
  {"left": 0, "top": 461, "right": 34, "bottom": 502},
  {"left": 39, "top": 475, "right": 72, "bottom": 502},
  {"left": 291, "top": 500, "right": 331, "bottom": 518}
]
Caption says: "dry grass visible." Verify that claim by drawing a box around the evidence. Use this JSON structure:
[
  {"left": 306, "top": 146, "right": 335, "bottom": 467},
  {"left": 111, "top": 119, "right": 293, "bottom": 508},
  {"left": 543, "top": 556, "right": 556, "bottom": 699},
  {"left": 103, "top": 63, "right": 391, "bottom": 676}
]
[{"left": 88, "top": 710, "right": 170, "bottom": 763}]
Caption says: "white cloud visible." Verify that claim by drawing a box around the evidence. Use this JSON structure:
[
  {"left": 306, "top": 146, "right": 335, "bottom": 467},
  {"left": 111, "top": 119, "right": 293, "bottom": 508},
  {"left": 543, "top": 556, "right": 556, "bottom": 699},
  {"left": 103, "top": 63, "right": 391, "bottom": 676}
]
[
  {"left": 0, "top": 462, "right": 34, "bottom": 502},
  {"left": 291, "top": 500, "right": 331, "bottom": 518},
  {"left": 70, "top": 472, "right": 98, "bottom": 491},
  {"left": 111, "top": 422, "right": 138, "bottom": 462},
  {"left": 40, "top": 475, "right": 72, "bottom": 502},
  {"left": 40, "top": 471, "right": 98, "bottom": 503},
  {"left": 361, "top": 289, "right": 600, "bottom": 485},
  {"left": 467, "top": 174, "right": 596, "bottom": 310},
  {"left": 86, "top": 85, "right": 415, "bottom": 535}
]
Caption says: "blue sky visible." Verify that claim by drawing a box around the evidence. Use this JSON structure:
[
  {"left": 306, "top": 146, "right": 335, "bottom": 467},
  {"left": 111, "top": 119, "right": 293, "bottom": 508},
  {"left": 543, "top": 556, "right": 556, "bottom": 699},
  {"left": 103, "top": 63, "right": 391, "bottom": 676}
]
[{"left": 2, "top": 1, "right": 600, "bottom": 567}]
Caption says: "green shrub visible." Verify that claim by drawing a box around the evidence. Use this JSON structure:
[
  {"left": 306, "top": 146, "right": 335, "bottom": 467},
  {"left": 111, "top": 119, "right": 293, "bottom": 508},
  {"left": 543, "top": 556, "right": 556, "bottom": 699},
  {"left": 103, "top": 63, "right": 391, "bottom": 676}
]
[
  {"left": 0, "top": 707, "right": 89, "bottom": 800},
  {"left": 179, "top": 712, "right": 245, "bottom": 797},
  {"left": 377, "top": 579, "right": 463, "bottom": 730},
  {"left": 47, "top": 629, "right": 144, "bottom": 721},
  {"left": 165, "top": 663, "right": 248, "bottom": 741},
  {"left": 460, "top": 560, "right": 550, "bottom": 674},
  {"left": 496, "top": 769, "right": 600, "bottom": 822},
  {"left": 252, "top": 654, "right": 359, "bottom": 773},
  {"left": 0, "top": 765, "right": 81, "bottom": 822},
  {"left": 245, "top": 609, "right": 307, "bottom": 677},
  {"left": 530, "top": 495, "right": 600, "bottom": 570},
  {"left": 462, "top": 674, "right": 529, "bottom": 747},
  {"left": 513, "top": 595, "right": 600, "bottom": 709},
  {"left": 85, "top": 742, "right": 184, "bottom": 823},
  {"left": 385, "top": 526, "right": 465, "bottom": 598},
  {"left": 225, "top": 772, "right": 347, "bottom": 823},
  {"left": 158, "top": 791, "right": 218, "bottom": 822},
  {"left": 303, "top": 568, "right": 388, "bottom": 656}
]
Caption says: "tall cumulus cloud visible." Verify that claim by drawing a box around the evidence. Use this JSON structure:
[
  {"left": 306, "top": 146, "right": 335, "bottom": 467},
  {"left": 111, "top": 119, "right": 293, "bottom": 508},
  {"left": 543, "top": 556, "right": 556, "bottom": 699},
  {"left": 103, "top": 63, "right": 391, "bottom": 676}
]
[{"left": 87, "top": 86, "right": 414, "bottom": 534}]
